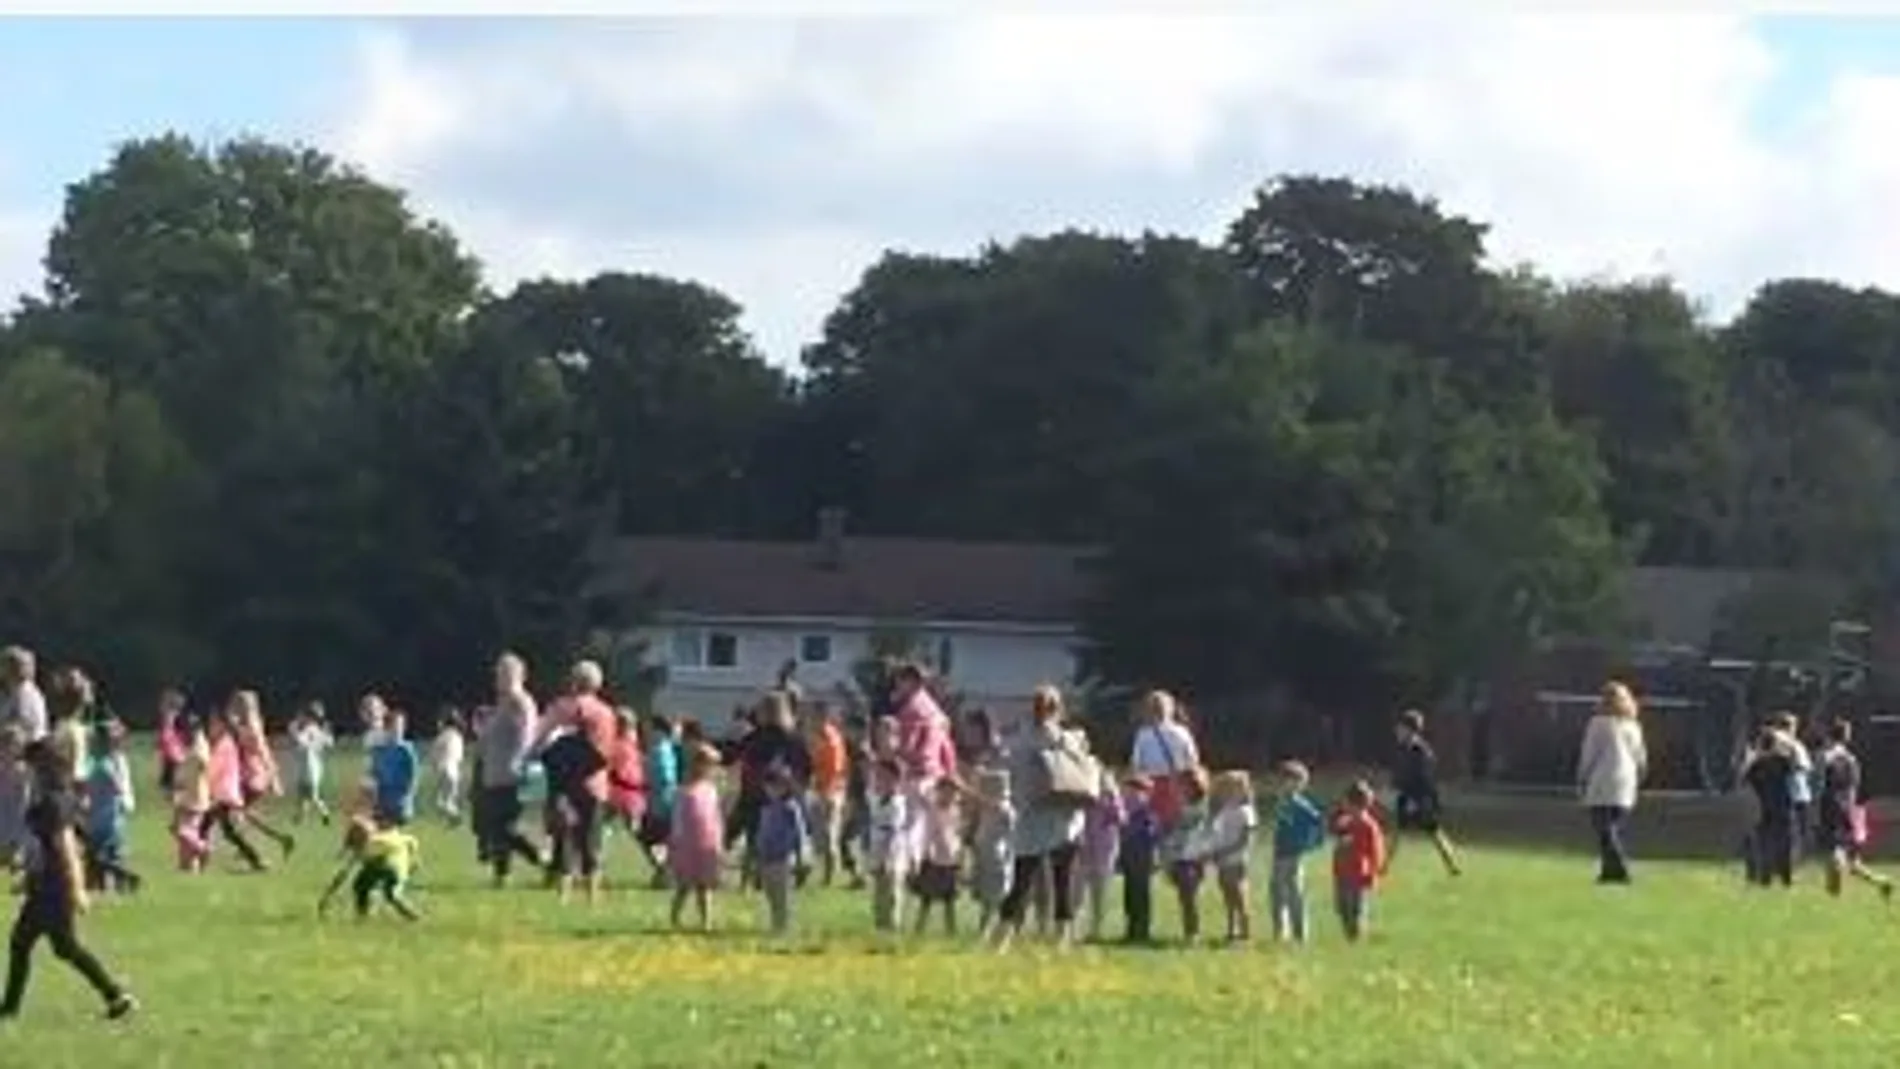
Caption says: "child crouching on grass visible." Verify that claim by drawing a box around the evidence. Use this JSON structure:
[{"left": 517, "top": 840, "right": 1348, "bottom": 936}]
[
  {"left": 318, "top": 816, "right": 422, "bottom": 922},
  {"left": 1332, "top": 781, "right": 1386, "bottom": 943}
]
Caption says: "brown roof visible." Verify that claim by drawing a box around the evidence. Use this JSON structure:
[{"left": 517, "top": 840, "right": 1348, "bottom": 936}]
[{"left": 589, "top": 536, "right": 1091, "bottom": 627}]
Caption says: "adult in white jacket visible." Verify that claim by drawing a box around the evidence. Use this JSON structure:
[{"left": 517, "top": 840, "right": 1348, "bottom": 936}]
[{"left": 1576, "top": 681, "right": 1647, "bottom": 884}]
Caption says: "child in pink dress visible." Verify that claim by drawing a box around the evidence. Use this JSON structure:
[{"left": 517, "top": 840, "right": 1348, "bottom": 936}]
[{"left": 668, "top": 743, "right": 726, "bottom": 930}]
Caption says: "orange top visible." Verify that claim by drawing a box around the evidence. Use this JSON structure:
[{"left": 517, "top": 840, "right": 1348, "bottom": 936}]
[
  {"left": 811, "top": 722, "right": 849, "bottom": 795},
  {"left": 1331, "top": 809, "right": 1386, "bottom": 890}
]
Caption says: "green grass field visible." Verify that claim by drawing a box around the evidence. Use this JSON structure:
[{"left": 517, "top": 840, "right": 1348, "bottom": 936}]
[{"left": 9, "top": 754, "right": 1900, "bottom": 1068}]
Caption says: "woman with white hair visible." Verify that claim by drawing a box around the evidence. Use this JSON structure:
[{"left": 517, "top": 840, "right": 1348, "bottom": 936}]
[
  {"left": 531, "top": 659, "right": 618, "bottom": 904},
  {"left": 1577, "top": 681, "right": 1647, "bottom": 884}
]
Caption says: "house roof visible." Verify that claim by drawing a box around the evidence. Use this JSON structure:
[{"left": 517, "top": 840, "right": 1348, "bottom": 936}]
[
  {"left": 589, "top": 536, "right": 1092, "bottom": 627},
  {"left": 1620, "top": 566, "right": 1767, "bottom": 648}
]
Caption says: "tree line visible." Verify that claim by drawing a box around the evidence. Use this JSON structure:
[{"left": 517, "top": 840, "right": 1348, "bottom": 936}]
[{"left": 0, "top": 135, "right": 1893, "bottom": 725}]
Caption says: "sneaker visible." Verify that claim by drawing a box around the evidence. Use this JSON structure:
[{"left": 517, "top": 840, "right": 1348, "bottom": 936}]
[
  {"left": 105, "top": 994, "right": 137, "bottom": 1021},
  {"left": 281, "top": 836, "right": 297, "bottom": 861}
]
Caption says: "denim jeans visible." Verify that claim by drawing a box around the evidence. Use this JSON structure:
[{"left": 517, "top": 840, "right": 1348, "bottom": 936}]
[{"left": 1269, "top": 855, "right": 1308, "bottom": 942}]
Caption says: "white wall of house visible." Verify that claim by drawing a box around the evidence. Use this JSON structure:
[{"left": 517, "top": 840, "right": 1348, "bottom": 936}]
[{"left": 629, "top": 614, "right": 1081, "bottom": 723}]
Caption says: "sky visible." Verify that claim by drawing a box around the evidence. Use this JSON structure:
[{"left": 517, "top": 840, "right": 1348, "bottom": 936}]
[{"left": 3, "top": 14, "right": 1900, "bottom": 365}]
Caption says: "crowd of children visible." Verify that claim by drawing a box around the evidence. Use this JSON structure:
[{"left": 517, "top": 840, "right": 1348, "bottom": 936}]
[{"left": 10, "top": 641, "right": 1900, "bottom": 1026}]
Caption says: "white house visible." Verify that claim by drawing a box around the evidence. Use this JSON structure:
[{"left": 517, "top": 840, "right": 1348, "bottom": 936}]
[{"left": 588, "top": 511, "right": 1089, "bottom": 723}]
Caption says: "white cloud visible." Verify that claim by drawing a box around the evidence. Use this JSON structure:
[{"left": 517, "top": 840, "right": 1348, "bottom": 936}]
[{"left": 11, "top": 15, "right": 1900, "bottom": 360}]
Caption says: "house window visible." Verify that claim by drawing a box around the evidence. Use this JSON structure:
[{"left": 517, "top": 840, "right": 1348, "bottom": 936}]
[
  {"left": 669, "top": 629, "right": 704, "bottom": 668},
  {"left": 706, "top": 631, "right": 740, "bottom": 669},
  {"left": 800, "top": 634, "right": 832, "bottom": 664},
  {"left": 671, "top": 629, "right": 740, "bottom": 669}
]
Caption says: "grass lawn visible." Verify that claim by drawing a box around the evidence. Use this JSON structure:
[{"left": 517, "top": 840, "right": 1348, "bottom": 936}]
[{"left": 9, "top": 755, "right": 1900, "bottom": 1067}]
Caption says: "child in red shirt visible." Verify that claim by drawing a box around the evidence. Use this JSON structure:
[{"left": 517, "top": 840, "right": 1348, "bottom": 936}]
[{"left": 1332, "top": 780, "right": 1386, "bottom": 942}]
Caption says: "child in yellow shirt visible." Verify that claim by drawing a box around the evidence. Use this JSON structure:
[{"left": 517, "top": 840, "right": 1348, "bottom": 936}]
[{"left": 318, "top": 816, "right": 422, "bottom": 921}]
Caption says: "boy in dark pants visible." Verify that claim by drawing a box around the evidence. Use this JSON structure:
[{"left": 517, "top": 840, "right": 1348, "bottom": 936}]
[
  {"left": 1743, "top": 727, "right": 1797, "bottom": 887},
  {"left": 1386, "top": 710, "right": 1462, "bottom": 877},
  {"left": 1, "top": 741, "right": 136, "bottom": 1022},
  {"left": 1118, "top": 775, "right": 1159, "bottom": 944}
]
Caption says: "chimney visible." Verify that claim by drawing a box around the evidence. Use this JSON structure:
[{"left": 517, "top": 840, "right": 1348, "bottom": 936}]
[{"left": 816, "top": 508, "right": 847, "bottom": 570}]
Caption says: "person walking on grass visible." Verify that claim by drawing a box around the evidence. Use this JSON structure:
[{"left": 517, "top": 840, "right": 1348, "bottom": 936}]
[
  {"left": 202, "top": 714, "right": 270, "bottom": 872},
  {"left": 232, "top": 692, "right": 297, "bottom": 860},
  {"left": 1742, "top": 726, "right": 1798, "bottom": 888},
  {"left": 1577, "top": 681, "right": 1647, "bottom": 885},
  {"left": 989, "top": 686, "right": 1089, "bottom": 952},
  {"left": 81, "top": 721, "right": 141, "bottom": 894},
  {"left": 0, "top": 740, "right": 137, "bottom": 1022},
  {"left": 753, "top": 765, "right": 808, "bottom": 937},
  {"left": 1268, "top": 760, "right": 1327, "bottom": 944},
  {"left": 1331, "top": 781, "right": 1385, "bottom": 944},
  {"left": 290, "top": 703, "right": 334, "bottom": 826},
  {"left": 477, "top": 653, "right": 544, "bottom": 888},
  {"left": 0, "top": 647, "right": 48, "bottom": 745},
  {"left": 430, "top": 708, "right": 467, "bottom": 827},
  {"left": 1815, "top": 718, "right": 1894, "bottom": 901},
  {"left": 1385, "top": 710, "right": 1461, "bottom": 877},
  {"left": 668, "top": 744, "right": 726, "bottom": 932}
]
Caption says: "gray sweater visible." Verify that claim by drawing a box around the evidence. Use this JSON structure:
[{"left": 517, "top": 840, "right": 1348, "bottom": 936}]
[{"left": 478, "top": 691, "right": 539, "bottom": 788}]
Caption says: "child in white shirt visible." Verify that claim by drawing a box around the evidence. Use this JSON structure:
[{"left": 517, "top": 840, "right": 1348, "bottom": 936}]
[
  {"left": 971, "top": 768, "right": 1016, "bottom": 935},
  {"left": 290, "top": 707, "right": 334, "bottom": 826},
  {"left": 1193, "top": 770, "right": 1259, "bottom": 943},
  {"left": 864, "top": 760, "right": 911, "bottom": 933},
  {"left": 911, "top": 777, "right": 963, "bottom": 935},
  {"left": 430, "top": 711, "right": 466, "bottom": 826}
]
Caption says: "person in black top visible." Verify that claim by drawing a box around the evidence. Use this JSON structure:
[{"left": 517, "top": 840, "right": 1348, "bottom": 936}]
[
  {"left": 0, "top": 740, "right": 136, "bottom": 1022},
  {"left": 1386, "top": 710, "right": 1463, "bottom": 877},
  {"left": 724, "top": 693, "right": 813, "bottom": 889},
  {"left": 1741, "top": 726, "right": 1797, "bottom": 888}
]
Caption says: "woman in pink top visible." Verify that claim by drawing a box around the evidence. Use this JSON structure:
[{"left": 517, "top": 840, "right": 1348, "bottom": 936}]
[
  {"left": 201, "top": 715, "right": 268, "bottom": 871},
  {"left": 531, "top": 660, "right": 619, "bottom": 903},
  {"left": 892, "top": 662, "right": 958, "bottom": 860}
]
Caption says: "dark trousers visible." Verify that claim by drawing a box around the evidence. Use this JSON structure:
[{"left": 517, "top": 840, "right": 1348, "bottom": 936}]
[
  {"left": 1589, "top": 805, "right": 1631, "bottom": 883},
  {"left": 201, "top": 803, "right": 265, "bottom": 871},
  {"left": 476, "top": 784, "right": 541, "bottom": 880},
  {"left": 1750, "top": 817, "right": 1795, "bottom": 886},
  {"left": 351, "top": 862, "right": 418, "bottom": 920},
  {"left": 1, "top": 894, "right": 123, "bottom": 1015},
  {"left": 547, "top": 791, "right": 603, "bottom": 879},
  {"left": 999, "top": 843, "right": 1080, "bottom": 926},
  {"left": 1122, "top": 858, "right": 1154, "bottom": 941}
]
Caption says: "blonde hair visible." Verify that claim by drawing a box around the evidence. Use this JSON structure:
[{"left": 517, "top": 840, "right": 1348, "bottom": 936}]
[
  {"left": 1211, "top": 769, "right": 1254, "bottom": 807},
  {"left": 1031, "top": 684, "right": 1064, "bottom": 723},
  {"left": 1601, "top": 681, "right": 1639, "bottom": 719},
  {"left": 570, "top": 659, "right": 605, "bottom": 694},
  {"left": 494, "top": 652, "right": 527, "bottom": 687},
  {"left": 687, "top": 743, "right": 723, "bottom": 780},
  {"left": 228, "top": 689, "right": 262, "bottom": 728},
  {"left": 1141, "top": 689, "right": 1178, "bottom": 723}
]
